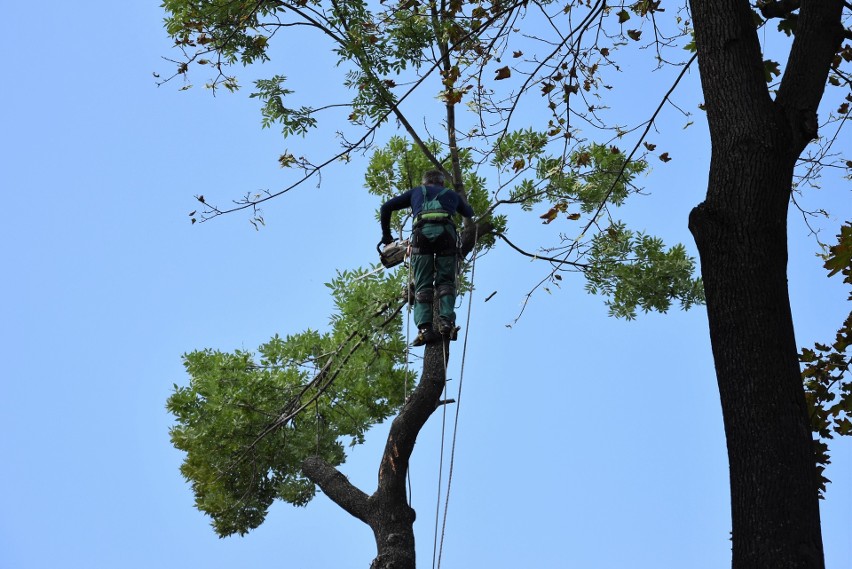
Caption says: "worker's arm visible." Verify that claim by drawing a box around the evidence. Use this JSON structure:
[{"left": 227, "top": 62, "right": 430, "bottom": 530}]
[
  {"left": 379, "top": 190, "right": 412, "bottom": 241},
  {"left": 456, "top": 196, "right": 474, "bottom": 219}
]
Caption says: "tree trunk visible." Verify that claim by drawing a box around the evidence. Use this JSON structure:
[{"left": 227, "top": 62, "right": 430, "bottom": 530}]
[
  {"left": 367, "top": 494, "right": 418, "bottom": 569},
  {"left": 690, "top": 157, "right": 826, "bottom": 569},
  {"left": 687, "top": 1, "right": 845, "bottom": 567}
]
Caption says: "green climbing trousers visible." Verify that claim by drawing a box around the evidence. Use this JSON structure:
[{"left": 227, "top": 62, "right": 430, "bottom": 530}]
[
  {"left": 412, "top": 252, "right": 457, "bottom": 327},
  {"left": 410, "top": 224, "right": 458, "bottom": 329}
]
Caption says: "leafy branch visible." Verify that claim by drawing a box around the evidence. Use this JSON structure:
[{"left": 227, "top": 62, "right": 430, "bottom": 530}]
[{"left": 801, "top": 222, "right": 852, "bottom": 496}]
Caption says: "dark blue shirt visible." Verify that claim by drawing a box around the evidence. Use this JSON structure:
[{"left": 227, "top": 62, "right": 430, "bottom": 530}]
[{"left": 380, "top": 185, "right": 474, "bottom": 235}]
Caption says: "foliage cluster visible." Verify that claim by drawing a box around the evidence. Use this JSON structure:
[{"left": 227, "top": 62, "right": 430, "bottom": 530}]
[
  {"left": 167, "top": 267, "right": 414, "bottom": 536},
  {"left": 161, "top": 0, "right": 711, "bottom": 315},
  {"left": 364, "top": 135, "right": 502, "bottom": 244},
  {"left": 801, "top": 223, "right": 852, "bottom": 495},
  {"left": 585, "top": 222, "right": 705, "bottom": 319}
]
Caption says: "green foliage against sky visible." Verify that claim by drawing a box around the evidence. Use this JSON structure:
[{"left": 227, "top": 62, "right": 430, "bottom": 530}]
[
  {"left": 585, "top": 222, "right": 705, "bottom": 319},
  {"left": 802, "top": 223, "right": 852, "bottom": 495},
  {"left": 160, "top": 0, "right": 709, "bottom": 323},
  {"left": 167, "top": 268, "right": 414, "bottom": 536},
  {"left": 5, "top": 1, "right": 852, "bottom": 567}
]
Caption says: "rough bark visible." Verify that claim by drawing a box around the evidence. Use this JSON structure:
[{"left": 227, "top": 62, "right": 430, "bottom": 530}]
[{"left": 687, "top": 1, "right": 845, "bottom": 568}]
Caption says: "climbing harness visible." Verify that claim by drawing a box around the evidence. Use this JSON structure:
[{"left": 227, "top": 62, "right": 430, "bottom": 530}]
[
  {"left": 414, "top": 186, "right": 453, "bottom": 227},
  {"left": 411, "top": 186, "right": 457, "bottom": 258}
]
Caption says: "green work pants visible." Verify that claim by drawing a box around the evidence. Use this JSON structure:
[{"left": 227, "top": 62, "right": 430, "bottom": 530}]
[{"left": 411, "top": 252, "right": 457, "bottom": 328}]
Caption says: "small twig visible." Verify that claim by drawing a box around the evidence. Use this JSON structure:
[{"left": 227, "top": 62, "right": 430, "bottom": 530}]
[{"left": 497, "top": 233, "right": 587, "bottom": 267}]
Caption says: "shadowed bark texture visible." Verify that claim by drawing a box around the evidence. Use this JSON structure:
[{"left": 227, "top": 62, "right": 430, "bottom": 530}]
[{"left": 687, "top": 1, "right": 845, "bottom": 568}]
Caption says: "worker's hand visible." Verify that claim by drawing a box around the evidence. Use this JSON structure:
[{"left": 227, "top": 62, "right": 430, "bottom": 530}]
[{"left": 381, "top": 233, "right": 394, "bottom": 245}]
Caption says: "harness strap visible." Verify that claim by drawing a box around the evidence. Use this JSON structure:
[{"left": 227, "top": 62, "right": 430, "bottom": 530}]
[{"left": 414, "top": 186, "right": 453, "bottom": 228}]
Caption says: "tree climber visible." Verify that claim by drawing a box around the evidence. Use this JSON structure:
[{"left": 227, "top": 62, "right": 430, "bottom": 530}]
[{"left": 380, "top": 169, "right": 474, "bottom": 346}]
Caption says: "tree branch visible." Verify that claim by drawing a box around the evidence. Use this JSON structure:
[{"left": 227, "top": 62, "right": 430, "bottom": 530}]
[
  {"left": 302, "top": 456, "right": 371, "bottom": 522},
  {"left": 430, "top": 2, "right": 465, "bottom": 194},
  {"left": 497, "top": 233, "right": 587, "bottom": 268},
  {"left": 226, "top": 301, "right": 405, "bottom": 472},
  {"left": 776, "top": 0, "right": 846, "bottom": 151},
  {"left": 187, "top": 0, "right": 531, "bottom": 223},
  {"left": 329, "top": 0, "right": 446, "bottom": 173},
  {"left": 496, "top": 0, "right": 606, "bottom": 143},
  {"left": 759, "top": 0, "right": 801, "bottom": 19},
  {"left": 574, "top": 53, "right": 696, "bottom": 257},
  {"left": 460, "top": 218, "right": 494, "bottom": 257}
]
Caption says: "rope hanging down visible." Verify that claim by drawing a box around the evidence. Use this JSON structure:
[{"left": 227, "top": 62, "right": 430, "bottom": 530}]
[
  {"left": 431, "top": 237, "right": 457, "bottom": 569},
  {"left": 405, "top": 251, "right": 414, "bottom": 505},
  {"left": 432, "top": 224, "right": 479, "bottom": 569}
]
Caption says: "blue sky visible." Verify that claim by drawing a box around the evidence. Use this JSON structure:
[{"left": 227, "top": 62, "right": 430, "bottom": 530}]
[{"left": 1, "top": 3, "right": 850, "bottom": 568}]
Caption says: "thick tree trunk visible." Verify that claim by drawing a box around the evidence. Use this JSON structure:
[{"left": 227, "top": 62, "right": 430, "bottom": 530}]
[
  {"left": 688, "top": 1, "right": 844, "bottom": 567},
  {"left": 367, "top": 492, "right": 418, "bottom": 568},
  {"left": 690, "top": 162, "right": 825, "bottom": 569}
]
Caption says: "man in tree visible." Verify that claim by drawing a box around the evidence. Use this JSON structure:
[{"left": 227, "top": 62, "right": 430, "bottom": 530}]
[
  {"left": 160, "top": 1, "right": 851, "bottom": 565},
  {"left": 380, "top": 169, "right": 474, "bottom": 346}
]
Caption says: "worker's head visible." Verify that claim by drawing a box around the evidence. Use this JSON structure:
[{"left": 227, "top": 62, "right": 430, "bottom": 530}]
[{"left": 422, "top": 169, "right": 445, "bottom": 187}]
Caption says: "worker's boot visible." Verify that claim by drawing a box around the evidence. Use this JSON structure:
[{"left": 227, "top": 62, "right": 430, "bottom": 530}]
[
  {"left": 437, "top": 318, "right": 459, "bottom": 341},
  {"left": 412, "top": 325, "right": 439, "bottom": 346}
]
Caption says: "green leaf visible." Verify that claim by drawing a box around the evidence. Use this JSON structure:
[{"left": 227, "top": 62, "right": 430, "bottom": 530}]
[{"left": 168, "top": 265, "right": 417, "bottom": 537}]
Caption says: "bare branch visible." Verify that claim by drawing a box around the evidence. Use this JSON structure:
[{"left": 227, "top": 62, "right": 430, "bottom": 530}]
[
  {"left": 497, "top": 0, "right": 607, "bottom": 143},
  {"left": 776, "top": 0, "right": 847, "bottom": 151},
  {"left": 497, "top": 233, "right": 587, "bottom": 268},
  {"left": 302, "top": 456, "right": 371, "bottom": 522},
  {"left": 574, "top": 53, "right": 697, "bottom": 248}
]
